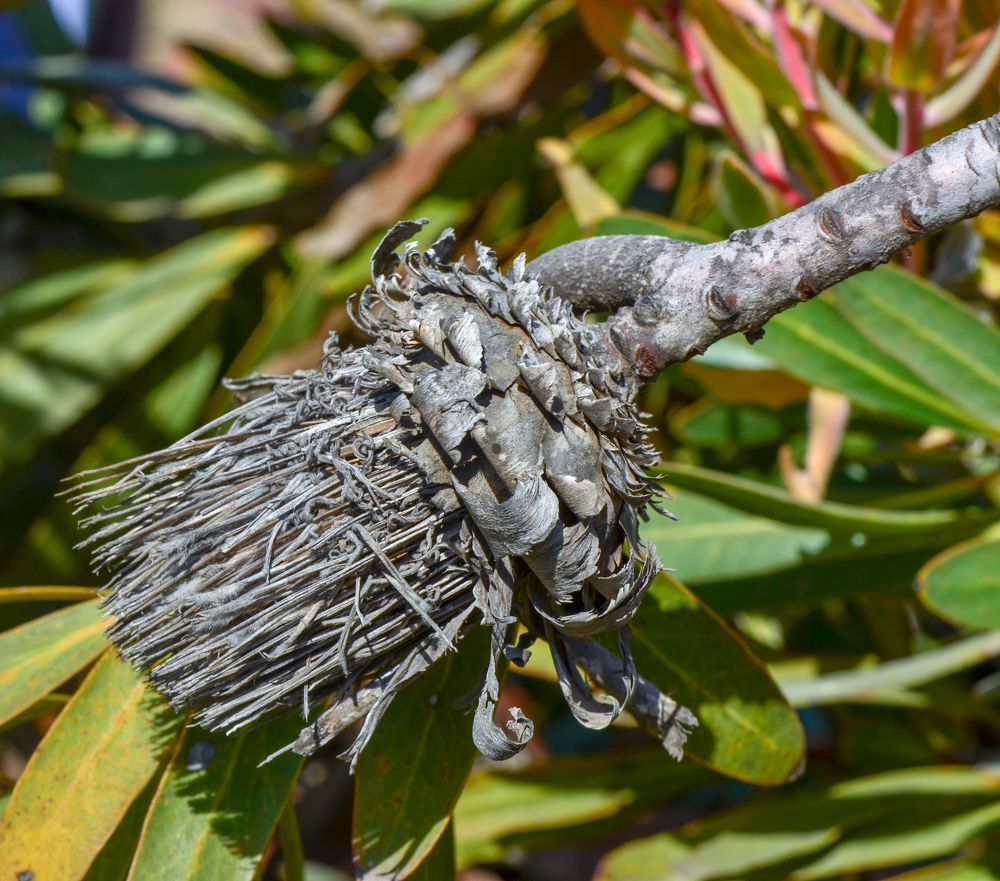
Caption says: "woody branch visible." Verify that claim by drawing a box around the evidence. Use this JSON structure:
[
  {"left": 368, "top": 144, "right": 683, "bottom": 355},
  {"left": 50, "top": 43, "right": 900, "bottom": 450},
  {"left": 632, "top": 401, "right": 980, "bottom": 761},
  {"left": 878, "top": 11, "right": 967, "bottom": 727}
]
[{"left": 527, "top": 113, "right": 1000, "bottom": 380}]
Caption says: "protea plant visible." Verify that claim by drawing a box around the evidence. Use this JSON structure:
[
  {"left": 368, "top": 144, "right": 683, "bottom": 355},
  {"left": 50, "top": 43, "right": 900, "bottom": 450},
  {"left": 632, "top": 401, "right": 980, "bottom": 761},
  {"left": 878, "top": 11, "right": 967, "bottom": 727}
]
[{"left": 72, "top": 219, "right": 696, "bottom": 767}]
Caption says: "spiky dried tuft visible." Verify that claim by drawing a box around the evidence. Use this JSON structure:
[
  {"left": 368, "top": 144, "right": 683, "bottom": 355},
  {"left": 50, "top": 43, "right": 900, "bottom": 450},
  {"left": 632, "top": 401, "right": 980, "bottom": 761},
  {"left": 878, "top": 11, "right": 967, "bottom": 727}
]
[{"left": 73, "top": 220, "right": 696, "bottom": 766}]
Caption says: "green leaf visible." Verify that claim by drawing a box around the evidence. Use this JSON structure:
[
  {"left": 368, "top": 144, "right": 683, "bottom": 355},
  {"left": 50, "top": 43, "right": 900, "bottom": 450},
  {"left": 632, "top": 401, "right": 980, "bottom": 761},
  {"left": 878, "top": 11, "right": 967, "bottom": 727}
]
[
  {"left": 409, "top": 821, "right": 456, "bottom": 881},
  {"left": 128, "top": 717, "right": 304, "bottom": 881},
  {"left": 778, "top": 630, "right": 1000, "bottom": 707},
  {"left": 277, "top": 801, "right": 305, "bottom": 881},
  {"left": 712, "top": 151, "right": 774, "bottom": 230},
  {"left": 0, "top": 651, "right": 182, "bottom": 881},
  {"left": 455, "top": 748, "right": 715, "bottom": 867},
  {"left": 0, "top": 598, "right": 107, "bottom": 729},
  {"left": 691, "top": 0, "right": 801, "bottom": 111},
  {"left": 658, "top": 460, "right": 997, "bottom": 537},
  {"left": 628, "top": 575, "right": 804, "bottom": 784},
  {"left": 353, "top": 628, "right": 490, "bottom": 880},
  {"left": 832, "top": 267, "right": 1000, "bottom": 434},
  {"left": 793, "top": 800, "right": 1000, "bottom": 880},
  {"left": 755, "top": 298, "right": 984, "bottom": 432},
  {"left": 81, "top": 773, "right": 162, "bottom": 881},
  {"left": 592, "top": 212, "right": 718, "bottom": 244},
  {"left": 832, "top": 765, "right": 1000, "bottom": 797},
  {"left": 374, "top": 0, "right": 495, "bottom": 19},
  {"left": 643, "top": 489, "right": 830, "bottom": 584},
  {"left": 599, "top": 764, "right": 1000, "bottom": 881},
  {"left": 0, "top": 226, "right": 272, "bottom": 473},
  {"left": 597, "top": 829, "right": 840, "bottom": 881},
  {"left": 918, "top": 538, "right": 1000, "bottom": 628}
]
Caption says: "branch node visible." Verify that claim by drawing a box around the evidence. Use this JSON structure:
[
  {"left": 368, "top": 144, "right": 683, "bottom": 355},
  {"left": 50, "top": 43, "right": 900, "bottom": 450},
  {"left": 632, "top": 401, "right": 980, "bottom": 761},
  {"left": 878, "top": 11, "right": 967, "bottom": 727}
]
[
  {"left": 817, "top": 206, "right": 846, "bottom": 242},
  {"left": 705, "top": 285, "right": 737, "bottom": 321},
  {"left": 901, "top": 200, "right": 925, "bottom": 232},
  {"left": 632, "top": 295, "right": 666, "bottom": 326},
  {"left": 795, "top": 275, "right": 820, "bottom": 301}
]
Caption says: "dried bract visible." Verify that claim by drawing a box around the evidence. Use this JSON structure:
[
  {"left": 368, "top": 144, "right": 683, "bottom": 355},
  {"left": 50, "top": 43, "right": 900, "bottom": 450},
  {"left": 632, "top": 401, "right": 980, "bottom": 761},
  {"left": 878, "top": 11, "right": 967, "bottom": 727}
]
[{"left": 72, "top": 220, "right": 696, "bottom": 766}]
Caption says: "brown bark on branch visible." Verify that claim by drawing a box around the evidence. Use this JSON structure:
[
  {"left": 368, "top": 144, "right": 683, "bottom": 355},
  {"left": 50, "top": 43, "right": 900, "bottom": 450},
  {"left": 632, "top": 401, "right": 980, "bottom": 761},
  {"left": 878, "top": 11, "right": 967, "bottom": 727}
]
[{"left": 527, "top": 113, "right": 1000, "bottom": 379}]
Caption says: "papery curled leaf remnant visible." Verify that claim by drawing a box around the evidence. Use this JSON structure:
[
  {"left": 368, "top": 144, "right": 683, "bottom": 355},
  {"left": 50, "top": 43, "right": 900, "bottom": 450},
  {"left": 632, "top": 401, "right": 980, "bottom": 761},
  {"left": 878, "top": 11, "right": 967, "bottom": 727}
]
[{"left": 72, "top": 220, "right": 697, "bottom": 767}]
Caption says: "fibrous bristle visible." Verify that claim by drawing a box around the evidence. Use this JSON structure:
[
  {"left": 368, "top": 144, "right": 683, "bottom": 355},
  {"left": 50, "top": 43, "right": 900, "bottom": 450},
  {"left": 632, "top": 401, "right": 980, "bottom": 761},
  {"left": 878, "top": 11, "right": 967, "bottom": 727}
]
[{"left": 74, "top": 348, "right": 479, "bottom": 743}]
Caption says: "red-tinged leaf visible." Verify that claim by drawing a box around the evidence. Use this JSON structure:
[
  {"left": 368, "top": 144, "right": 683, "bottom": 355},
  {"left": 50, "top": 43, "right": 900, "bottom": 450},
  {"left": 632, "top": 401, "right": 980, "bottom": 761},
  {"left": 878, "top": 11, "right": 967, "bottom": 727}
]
[
  {"left": 687, "top": 18, "right": 801, "bottom": 204},
  {"left": 575, "top": 0, "right": 685, "bottom": 75},
  {"left": 926, "top": 26, "right": 1000, "bottom": 127},
  {"left": 0, "top": 598, "right": 107, "bottom": 729},
  {"left": 690, "top": 0, "right": 802, "bottom": 111},
  {"left": 888, "top": 0, "right": 961, "bottom": 91},
  {"left": 811, "top": 0, "right": 893, "bottom": 42},
  {"left": 0, "top": 651, "right": 182, "bottom": 881},
  {"left": 771, "top": 6, "right": 818, "bottom": 110},
  {"left": 624, "top": 67, "right": 723, "bottom": 126},
  {"left": 296, "top": 112, "right": 476, "bottom": 259}
]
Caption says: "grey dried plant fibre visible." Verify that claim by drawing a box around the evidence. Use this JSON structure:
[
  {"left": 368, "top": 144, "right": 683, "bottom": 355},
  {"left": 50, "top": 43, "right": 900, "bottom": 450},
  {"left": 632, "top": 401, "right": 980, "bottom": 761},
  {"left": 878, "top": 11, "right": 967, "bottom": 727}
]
[{"left": 73, "top": 220, "right": 696, "bottom": 767}]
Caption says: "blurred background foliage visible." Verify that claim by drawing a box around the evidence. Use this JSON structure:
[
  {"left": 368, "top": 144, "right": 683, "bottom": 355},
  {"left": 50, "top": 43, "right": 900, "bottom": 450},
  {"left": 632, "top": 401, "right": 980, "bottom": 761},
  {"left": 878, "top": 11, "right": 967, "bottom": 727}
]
[{"left": 2, "top": 0, "right": 1000, "bottom": 878}]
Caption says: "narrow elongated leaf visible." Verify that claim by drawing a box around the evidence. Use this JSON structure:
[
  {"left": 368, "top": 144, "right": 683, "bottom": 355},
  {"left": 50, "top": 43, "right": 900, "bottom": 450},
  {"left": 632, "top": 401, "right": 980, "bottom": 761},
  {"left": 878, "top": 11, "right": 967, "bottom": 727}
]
[
  {"left": 918, "top": 539, "right": 1000, "bottom": 628},
  {"left": 0, "top": 226, "right": 272, "bottom": 471},
  {"left": 0, "top": 598, "right": 106, "bottom": 728},
  {"left": 779, "top": 630, "right": 1000, "bottom": 706},
  {"left": 81, "top": 773, "right": 161, "bottom": 881},
  {"left": 793, "top": 800, "right": 1000, "bottom": 880},
  {"left": 128, "top": 717, "right": 304, "bottom": 881},
  {"left": 926, "top": 25, "right": 1000, "bottom": 126},
  {"left": 627, "top": 575, "right": 804, "bottom": 784},
  {"left": 598, "top": 829, "right": 840, "bottom": 881},
  {"left": 455, "top": 748, "right": 714, "bottom": 867},
  {"left": 410, "top": 822, "right": 456, "bottom": 881},
  {"left": 756, "top": 298, "right": 984, "bottom": 432},
  {"left": 658, "top": 461, "right": 997, "bottom": 537},
  {"left": 691, "top": 0, "right": 801, "bottom": 110},
  {"left": 832, "top": 765, "right": 1000, "bottom": 798},
  {"left": 888, "top": 0, "right": 961, "bottom": 91},
  {"left": 592, "top": 212, "right": 718, "bottom": 244},
  {"left": 833, "top": 267, "right": 1000, "bottom": 433},
  {"left": 597, "top": 766, "right": 999, "bottom": 881},
  {"left": 810, "top": 0, "right": 893, "bottom": 41},
  {"left": 712, "top": 152, "right": 774, "bottom": 230},
  {"left": 0, "top": 651, "right": 181, "bottom": 881},
  {"left": 0, "top": 586, "right": 96, "bottom": 603},
  {"left": 353, "top": 628, "right": 490, "bottom": 880},
  {"left": 643, "top": 489, "right": 829, "bottom": 584}
]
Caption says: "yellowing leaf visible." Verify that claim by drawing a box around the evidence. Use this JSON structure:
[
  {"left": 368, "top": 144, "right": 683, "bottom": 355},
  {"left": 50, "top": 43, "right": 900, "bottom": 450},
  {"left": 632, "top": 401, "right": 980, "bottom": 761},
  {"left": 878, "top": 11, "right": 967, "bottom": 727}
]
[{"left": 0, "top": 651, "right": 181, "bottom": 881}]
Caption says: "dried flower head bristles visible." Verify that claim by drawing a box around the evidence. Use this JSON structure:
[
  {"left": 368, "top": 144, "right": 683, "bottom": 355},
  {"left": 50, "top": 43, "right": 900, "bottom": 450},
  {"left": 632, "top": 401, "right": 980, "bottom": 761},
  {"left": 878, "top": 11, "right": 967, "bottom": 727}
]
[{"left": 72, "top": 219, "right": 696, "bottom": 766}]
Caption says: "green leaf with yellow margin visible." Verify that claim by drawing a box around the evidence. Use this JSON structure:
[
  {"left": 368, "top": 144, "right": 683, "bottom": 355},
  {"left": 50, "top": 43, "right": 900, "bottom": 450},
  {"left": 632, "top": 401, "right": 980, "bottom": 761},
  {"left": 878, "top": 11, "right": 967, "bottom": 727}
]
[
  {"left": 0, "top": 597, "right": 107, "bottom": 729},
  {"left": 0, "top": 650, "right": 182, "bottom": 881},
  {"left": 918, "top": 538, "right": 1000, "bottom": 629}
]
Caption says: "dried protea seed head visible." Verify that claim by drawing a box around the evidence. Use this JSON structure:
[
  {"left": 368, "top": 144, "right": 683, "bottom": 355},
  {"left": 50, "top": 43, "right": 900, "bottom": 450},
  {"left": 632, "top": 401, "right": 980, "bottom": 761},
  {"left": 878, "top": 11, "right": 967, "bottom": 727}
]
[{"left": 72, "top": 220, "right": 693, "bottom": 766}]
